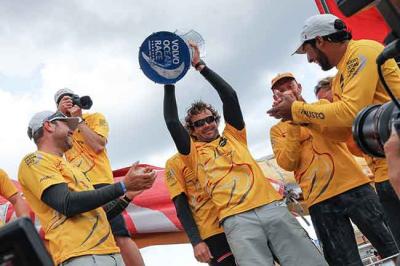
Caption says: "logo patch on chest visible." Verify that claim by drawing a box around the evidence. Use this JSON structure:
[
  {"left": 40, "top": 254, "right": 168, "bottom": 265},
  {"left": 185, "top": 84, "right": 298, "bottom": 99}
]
[{"left": 219, "top": 137, "right": 227, "bottom": 147}]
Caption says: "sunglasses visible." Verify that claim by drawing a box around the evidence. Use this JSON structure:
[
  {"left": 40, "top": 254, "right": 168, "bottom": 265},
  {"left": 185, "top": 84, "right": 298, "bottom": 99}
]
[{"left": 192, "top": 115, "right": 216, "bottom": 128}]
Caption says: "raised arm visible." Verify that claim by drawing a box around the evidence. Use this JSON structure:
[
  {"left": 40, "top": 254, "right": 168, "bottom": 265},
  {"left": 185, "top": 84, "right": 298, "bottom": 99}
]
[
  {"left": 191, "top": 43, "right": 244, "bottom": 130},
  {"left": 163, "top": 84, "right": 191, "bottom": 155},
  {"left": 200, "top": 66, "right": 244, "bottom": 130},
  {"left": 59, "top": 97, "right": 108, "bottom": 154}
]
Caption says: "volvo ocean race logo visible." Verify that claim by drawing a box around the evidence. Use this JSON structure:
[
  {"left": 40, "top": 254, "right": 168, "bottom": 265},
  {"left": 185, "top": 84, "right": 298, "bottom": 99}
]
[{"left": 139, "top": 31, "right": 191, "bottom": 84}]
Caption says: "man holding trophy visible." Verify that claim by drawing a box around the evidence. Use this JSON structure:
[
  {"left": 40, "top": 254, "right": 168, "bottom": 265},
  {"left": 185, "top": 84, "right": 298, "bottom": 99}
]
[{"left": 158, "top": 38, "right": 327, "bottom": 265}]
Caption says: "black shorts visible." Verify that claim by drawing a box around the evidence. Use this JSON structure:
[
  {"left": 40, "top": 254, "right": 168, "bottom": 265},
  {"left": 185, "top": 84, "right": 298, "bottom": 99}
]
[
  {"left": 204, "top": 233, "right": 236, "bottom": 266},
  {"left": 93, "top": 184, "right": 131, "bottom": 238},
  {"left": 375, "top": 180, "right": 400, "bottom": 247},
  {"left": 309, "top": 184, "right": 399, "bottom": 266}
]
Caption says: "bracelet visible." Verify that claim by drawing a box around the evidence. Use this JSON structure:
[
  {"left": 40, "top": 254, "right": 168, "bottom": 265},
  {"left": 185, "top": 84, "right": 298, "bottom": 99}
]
[
  {"left": 76, "top": 117, "right": 85, "bottom": 126},
  {"left": 120, "top": 181, "right": 127, "bottom": 193},
  {"left": 122, "top": 195, "right": 132, "bottom": 204}
]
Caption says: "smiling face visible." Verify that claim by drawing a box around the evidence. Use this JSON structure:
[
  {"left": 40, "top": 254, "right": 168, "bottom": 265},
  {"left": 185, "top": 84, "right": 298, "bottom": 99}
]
[{"left": 190, "top": 109, "right": 219, "bottom": 142}]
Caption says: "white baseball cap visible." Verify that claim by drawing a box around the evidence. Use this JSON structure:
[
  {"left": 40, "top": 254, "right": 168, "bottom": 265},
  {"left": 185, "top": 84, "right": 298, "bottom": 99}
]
[
  {"left": 28, "top": 111, "right": 80, "bottom": 140},
  {"left": 54, "top": 88, "right": 74, "bottom": 104},
  {"left": 293, "top": 14, "right": 344, "bottom": 54}
]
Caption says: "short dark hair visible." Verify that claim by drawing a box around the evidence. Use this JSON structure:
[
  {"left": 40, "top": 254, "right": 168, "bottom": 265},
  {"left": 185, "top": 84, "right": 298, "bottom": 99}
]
[
  {"left": 28, "top": 127, "right": 44, "bottom": 145},
  {"left": 303, "top": 30, "right": 352, "bottom": 48},
  {"left": 184, "top": 100, "right": 221, "bottom": 136},
  {"left": 28, "top": 120, "right": 59, "bottom": 144}
]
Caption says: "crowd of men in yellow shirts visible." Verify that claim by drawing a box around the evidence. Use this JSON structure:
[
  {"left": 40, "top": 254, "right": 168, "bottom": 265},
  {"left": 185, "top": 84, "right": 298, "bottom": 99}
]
[{"left": 1, "top": 13, "right": 400, "bottom": 266}]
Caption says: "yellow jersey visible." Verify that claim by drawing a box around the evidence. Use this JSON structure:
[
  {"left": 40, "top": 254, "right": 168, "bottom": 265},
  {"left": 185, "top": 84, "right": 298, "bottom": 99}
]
[
  {"left": 65, "top": 113, "right": 114, "bottom": 185},
  {"left": 165, "top": 154, "right": 223, "bottom": 239},
  {"left": 180, "top": 124, "right": 282, "bottom": 221},
  {"left": 271, "top": 121, "right": 371, "bottom": 207},
  {"left": 18, "top": 151, "right": 119, "bottom": 265},
  {"left": 0, "top": 169, "right": 19, "bottom": 226},
  {"left": 0, "top": 169, "right": 18, "bottom": 199},
  {"left": 364, "top": 156, "right": 388, "bottom": 183}
]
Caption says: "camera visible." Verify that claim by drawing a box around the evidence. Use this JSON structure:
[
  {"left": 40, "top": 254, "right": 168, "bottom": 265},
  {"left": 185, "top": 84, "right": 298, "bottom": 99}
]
[
  {"left": 0, "top": 217, "right": 53, "bottom": 266},
  {"left": 352, "top": 101, "right": 400, "bottom": 157},
  {"left": 70, "top": 94, "right": 93, "bottom": 110}
]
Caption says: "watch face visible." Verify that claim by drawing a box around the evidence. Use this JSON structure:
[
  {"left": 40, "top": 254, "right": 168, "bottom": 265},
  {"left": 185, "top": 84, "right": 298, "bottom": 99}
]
[{"left": 139, "top": 31, "right": 191, "bottom": 84}]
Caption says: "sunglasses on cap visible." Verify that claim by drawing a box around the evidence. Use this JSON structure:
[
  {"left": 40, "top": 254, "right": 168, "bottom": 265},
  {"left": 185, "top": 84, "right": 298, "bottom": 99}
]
[{"left": 192, "top": 115, "right": 216, "bottom": 128}]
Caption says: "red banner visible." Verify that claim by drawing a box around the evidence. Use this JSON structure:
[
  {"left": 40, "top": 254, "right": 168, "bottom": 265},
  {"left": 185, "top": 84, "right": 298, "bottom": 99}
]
[
  {"left": 0, "top": 163, "right": 285, "bottom": 247},
  {"left": 315, "top": 0, "right": 390, "bottom": 43}
]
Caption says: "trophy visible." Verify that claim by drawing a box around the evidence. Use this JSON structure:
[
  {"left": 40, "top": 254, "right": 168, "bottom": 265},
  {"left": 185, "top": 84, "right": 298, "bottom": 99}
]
[
  {"left": 175, "top": 29, "right": 206, "bottom": 59},
  {"left": 138, "top": 30, "right": 205, "bottom": 84}
]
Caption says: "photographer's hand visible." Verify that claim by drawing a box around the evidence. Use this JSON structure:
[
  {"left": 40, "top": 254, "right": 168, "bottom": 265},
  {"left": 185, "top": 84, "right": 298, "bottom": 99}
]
[
  {"left": 68, "top": 105, "right": 83, "bottom": 118},
  {"left": 384, "top": 124, "right": 400, "bottom": 197},
  {"left": 58, "top": 96, "right": 74, "bottom": 115}
]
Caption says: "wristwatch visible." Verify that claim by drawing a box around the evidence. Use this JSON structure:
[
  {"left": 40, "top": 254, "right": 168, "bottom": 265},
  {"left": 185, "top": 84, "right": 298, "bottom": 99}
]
[{"left": 194, "top": 60, "right": 206, "bottom": 71}]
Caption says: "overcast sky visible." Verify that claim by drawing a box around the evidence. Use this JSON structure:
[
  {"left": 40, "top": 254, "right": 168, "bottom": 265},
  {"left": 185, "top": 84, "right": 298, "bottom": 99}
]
[{"left": 0, "top": 1, "right": 335, "bottom": 264}]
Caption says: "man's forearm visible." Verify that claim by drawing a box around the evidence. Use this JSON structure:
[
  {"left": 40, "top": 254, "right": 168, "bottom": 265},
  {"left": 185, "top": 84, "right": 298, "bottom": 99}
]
[
  {"left": 103, "top": 197, "right": 131, "bottom": 220},
  {"left": 163, "top": 84, "right": 191, "bottom": 155},
  {"left": 291, "top": 99, "right": 357, "bottom": 127},
  {"left": 200, "top": 66, "right": 244, "bottom": 130},
  {"left": 173, "top": 194, "right": 202, "bottom": 246},
  {"left": 9, "top": 194, "right": 30, "bottom": 217},
  {"left": 41, "top": 183, "right": 124, "bottom": 218},
  {"left": 94, "top": 183, "right": 131, "bottom": 220},
  {"left": 271, "top": 125, "right": 302, "bottom": 171}
]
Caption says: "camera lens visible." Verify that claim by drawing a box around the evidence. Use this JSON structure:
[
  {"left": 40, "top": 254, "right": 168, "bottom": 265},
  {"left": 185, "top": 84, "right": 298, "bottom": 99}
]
[
  {"left": 79, "top": 96, "right": 93, "bottom": 110},
  {"left": 352, "top": 101, "right": 398, "bottom": 157}
]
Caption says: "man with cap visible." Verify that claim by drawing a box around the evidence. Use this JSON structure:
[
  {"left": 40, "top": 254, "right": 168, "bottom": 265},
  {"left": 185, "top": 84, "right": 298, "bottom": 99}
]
[
  {"left": 18, "top": 111, "right": 156, "bottom": 265},
  {"left": 54, "top": 89, "right": 144, "bottom": 266},
  {"left": 268, "top": 13, "right": 400, "bottom": 249},
  {"left": 269, "top": 72, "right": 399, "bottom": 265},
  {"left": 163, "top": 43, "right": 327, "bottom": 266}
]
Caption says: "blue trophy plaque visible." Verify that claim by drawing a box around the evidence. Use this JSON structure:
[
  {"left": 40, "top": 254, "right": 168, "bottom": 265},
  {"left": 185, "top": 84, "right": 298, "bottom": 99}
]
[{"left": 139, "top": 31, "right": 191, "bottom": 84}]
